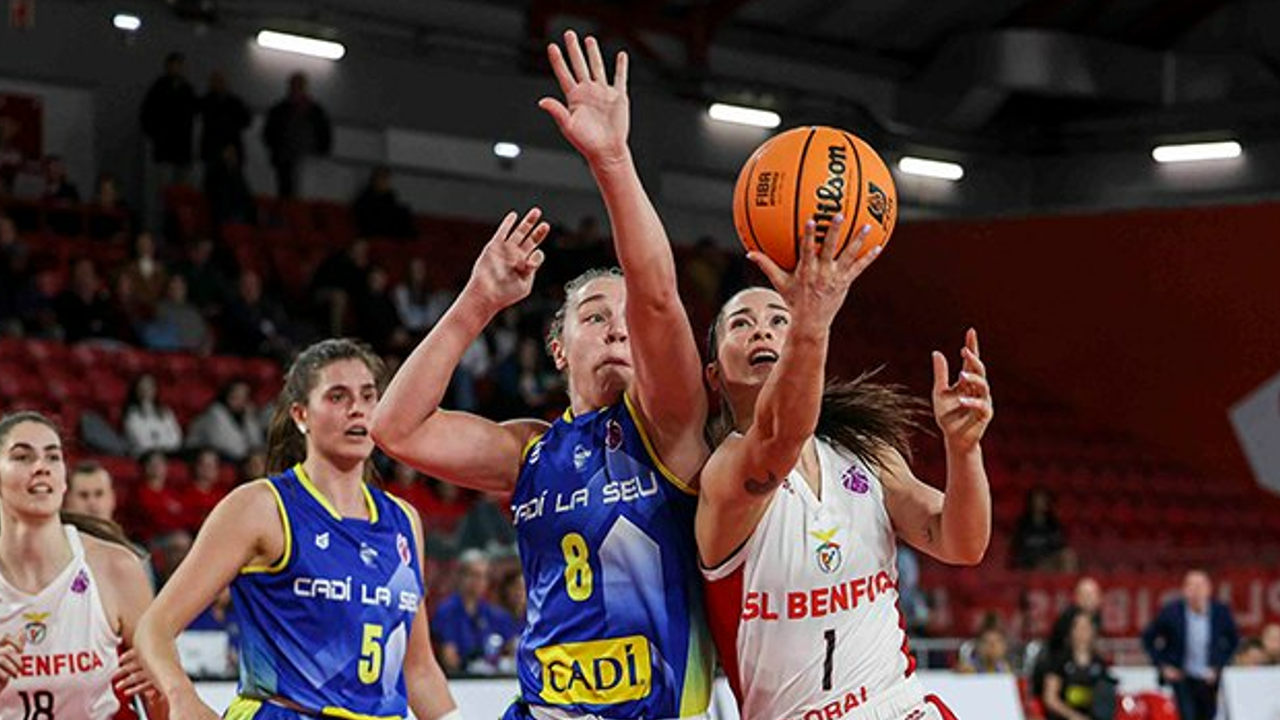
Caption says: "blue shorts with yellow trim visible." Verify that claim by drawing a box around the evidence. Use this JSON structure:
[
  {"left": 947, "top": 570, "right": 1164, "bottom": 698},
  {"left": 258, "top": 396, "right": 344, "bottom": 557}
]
[{"left": 224, "top": 697, "right": 402, "bottom": 720}]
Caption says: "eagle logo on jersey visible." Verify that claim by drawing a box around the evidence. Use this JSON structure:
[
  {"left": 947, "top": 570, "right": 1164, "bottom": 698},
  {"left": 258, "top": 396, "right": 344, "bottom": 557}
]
[
  {"left": 22, "top": 612, "right": 50, "bottom": 645},
  {"left": 810, "top": 528, "right": 843, "bottom": 573},
  {"left": 359, "top": 542, "right": 379, "bottom": 567},
  {"left": 315, "top": 532, "right": 330, "bottom": 550}
]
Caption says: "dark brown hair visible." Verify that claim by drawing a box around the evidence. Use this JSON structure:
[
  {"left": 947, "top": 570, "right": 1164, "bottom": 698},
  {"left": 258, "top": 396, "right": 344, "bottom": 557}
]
[
  {"left": 0, "top": 411, "right": 144, "bottom": 555},
  {"left": 265, "top": 338, "right": 386, "bottom": 476},
  {"left": 705, "top": 295, "right": 926, "bottom": 470}
]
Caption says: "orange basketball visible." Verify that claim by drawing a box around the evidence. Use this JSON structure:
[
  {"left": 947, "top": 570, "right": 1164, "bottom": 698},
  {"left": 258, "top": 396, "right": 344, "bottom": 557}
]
[{"left": 733, "top": 126, "right": 897, "bottom": 271}]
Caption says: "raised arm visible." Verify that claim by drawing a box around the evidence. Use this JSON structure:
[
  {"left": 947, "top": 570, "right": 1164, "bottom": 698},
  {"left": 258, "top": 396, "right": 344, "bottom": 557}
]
[
  {"left": 135, "top": 482, "right": 285, "bottom": 720},
  {"left": 371, "top": 210, "right": 550, "bottom": 493},
  {"left": 881, "top": 329, "right": 993, "bottom": 565},
  {"left": 698, "top": 220, "right": 877, "bottom": 564},
  {"left": 539, "top": 31, "right": 705, "bottom": 478}
]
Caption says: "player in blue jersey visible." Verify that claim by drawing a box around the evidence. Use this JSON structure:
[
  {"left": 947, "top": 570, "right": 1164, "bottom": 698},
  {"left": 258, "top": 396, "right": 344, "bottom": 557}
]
[
  {"left": 134, "top": 339, "right": 461, "bottom": 720},
  {"left": 372, "top": 31, "right": 713, "bottom": 720}
]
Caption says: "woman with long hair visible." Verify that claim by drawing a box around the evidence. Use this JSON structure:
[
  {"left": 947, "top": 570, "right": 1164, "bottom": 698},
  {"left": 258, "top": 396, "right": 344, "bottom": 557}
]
[
  {"left": 699, "top": 217, "right": 995, "bottom": 720},
  {"left": 0, "top": 410, "right": 165, "bottom": 720},
  {"left": 135, "top": 339, "right": 460, "bottom": 720}
]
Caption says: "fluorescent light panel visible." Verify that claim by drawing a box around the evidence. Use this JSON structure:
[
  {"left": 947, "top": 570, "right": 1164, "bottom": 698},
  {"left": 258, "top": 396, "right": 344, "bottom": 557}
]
[
  {"left": 1152, "top": 141, "right": 1241, "bottom": 163},
  {"left": 898, "top": 156, "right": 964, "bottom": 181},
  {"left": 256, "top": 30, "right": 345, "bottom": 60},
  {"left": 493, "top": 142, "right": 521, "bottom": 159},
  {"left": 113, "top": 13, "right": 141, "bottom": 31},
  {"left": 708, "top": 103, "right": 781, "bottom": 129}
]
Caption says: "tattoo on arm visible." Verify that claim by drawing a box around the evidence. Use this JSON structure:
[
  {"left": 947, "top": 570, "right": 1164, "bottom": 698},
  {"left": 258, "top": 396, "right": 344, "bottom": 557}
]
[{"left": 744, "top": 471, "right": 781, "bottom": 496}]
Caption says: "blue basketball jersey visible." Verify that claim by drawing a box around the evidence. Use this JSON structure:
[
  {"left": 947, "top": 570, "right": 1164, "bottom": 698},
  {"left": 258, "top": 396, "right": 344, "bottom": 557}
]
[
  {"left": 228, "top": 465, "right": 424, "bottom": 720},
  {"left": 510, "top": 395, "right": 714, "bottom": 719}
]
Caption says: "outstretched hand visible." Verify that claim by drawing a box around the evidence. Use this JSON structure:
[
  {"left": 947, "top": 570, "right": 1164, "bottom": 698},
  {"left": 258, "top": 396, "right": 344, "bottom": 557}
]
[
  {"left": 748, "top": 215, "right": 881, "bottom": 333},
  {"left": 538, "top": 30, "right": 630, "bottom": 167},
  {"left": 463, "top": 208, "right": 551, "bottom": 314},
  {"left": 932, "top": 328, "right": 994, "bottom": 452}
]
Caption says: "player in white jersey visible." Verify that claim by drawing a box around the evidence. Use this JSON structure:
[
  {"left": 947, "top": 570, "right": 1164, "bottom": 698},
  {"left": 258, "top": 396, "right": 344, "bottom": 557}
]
[
  {"left": 0, "top": 411, "right": 165, "bottom": 720},
  {"left": 698, "top": 217, "right": 993, "bottom": 720}
]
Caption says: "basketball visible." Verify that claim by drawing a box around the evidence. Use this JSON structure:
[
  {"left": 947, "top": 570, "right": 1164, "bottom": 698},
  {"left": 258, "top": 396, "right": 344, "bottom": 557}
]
[{"left": 733, "top": 126, "right": 898, "bottom": 271}]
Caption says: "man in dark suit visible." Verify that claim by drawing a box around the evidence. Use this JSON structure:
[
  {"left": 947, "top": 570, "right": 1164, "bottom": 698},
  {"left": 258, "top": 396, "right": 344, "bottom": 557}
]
[{"left": 1142, "top": 570, "right": 1239, "bottom": 720}]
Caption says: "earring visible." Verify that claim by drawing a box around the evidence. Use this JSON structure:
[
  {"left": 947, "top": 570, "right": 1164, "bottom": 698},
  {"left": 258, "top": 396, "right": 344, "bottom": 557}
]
[{"left": 297, "top": 424, "right": 308, "bottom": 435}]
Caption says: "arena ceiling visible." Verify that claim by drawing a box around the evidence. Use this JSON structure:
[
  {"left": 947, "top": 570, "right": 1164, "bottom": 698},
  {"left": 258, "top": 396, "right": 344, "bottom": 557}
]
[{"left": 175, "top": 0, "right": 1280, "bottom": 153}]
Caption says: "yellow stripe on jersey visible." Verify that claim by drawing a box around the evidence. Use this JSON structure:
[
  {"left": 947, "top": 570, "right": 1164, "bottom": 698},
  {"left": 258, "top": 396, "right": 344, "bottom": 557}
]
[
  {"left": 294, "top": 464, "right": 379, "bottom": 523},
  {"left": 622, "top": 393, "right": 696, "bottom": 495},
  {"left": 241, "top": 480, "right": 293, "bottom": 575},
  {"left": 224, "top": 697, "right": 264, "bottom": 720},
  {"left": 320, "top": 706, "right": 403, "bottom": 720},
  {"left": 521, "top": 432, "right": 546, "bottom": 462}
]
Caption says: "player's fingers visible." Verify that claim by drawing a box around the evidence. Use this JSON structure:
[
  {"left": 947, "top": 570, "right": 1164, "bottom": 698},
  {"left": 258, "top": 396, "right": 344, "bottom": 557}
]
[
  {"left": 489, "top": 211, "right": 519, "bottom": 246},
  {"left": 584, "top": 35, "right": 608, "bottom": 83},
  {"left": 546, "top": 43, "right": 576, "bottom": 95},
  {"left": 961, "top": 346, "right": 987, "bottom": 378},
  {"left": 614, "top": 50, "right": 629, "bottom": 91},
  {"left": 537, "top": 97, "right": 572, "bottom": 131},
  {"left": 512, "top": 207, "right": 543, "bottom": 242},
  {"left": 819, "top": 214, "right": 844, "bottom": 264},
  {"left": 966, "top": 327, "right": 981, "bottom": 357},
  {"left": 563, "top": 30, "right": 591, "bottom": 83},
  {"left": 747, "top": 251, "right": 789, "bottom": 293},
  {"left": 799, "top": 219, "right": 819, "bottom": 276},
  {"left": 931, "top": 351, "right": 951, "bottom": 395},
  {"left": 959, "top": 371, "right": 990, "bottom": 399}
]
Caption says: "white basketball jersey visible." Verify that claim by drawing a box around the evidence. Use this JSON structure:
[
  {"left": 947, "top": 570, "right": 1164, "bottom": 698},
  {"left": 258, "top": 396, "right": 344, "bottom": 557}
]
[
  {"left": 0, "top": 525, "right": 122, "bottom": 720},
  {"left": 703, "top": 439, "right": 920, "bottom": 720}
]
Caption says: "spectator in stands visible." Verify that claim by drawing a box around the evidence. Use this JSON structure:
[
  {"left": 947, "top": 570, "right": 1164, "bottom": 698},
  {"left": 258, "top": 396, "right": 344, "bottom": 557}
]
[
  {"left": 431, "top": 549, "right": 520, "bottom": 677},
  {"left": 119, "top": 231, "right": 170, "bottom": 314},
  {"left": 140, "top": 51, "right": 198, "bottom": 188},
  {"left": 174, "top": 236, "right": 231, "bottom": 314},
  {"left": 186, "top": 379, "right": 265, "bottom": 461},
  {"left": 42, "top": 154, "right": 80, "bottom": 203},
  {"left": 2, "top": 248, "right": 57, "bottom": 337},
  {"left": 0, "top": 214, "right": 27, "bottom": 326},
  {"left": 1142, "top": 569, "right": 1240, "bottom": 720},
  {"left": 54, "top": 258, "right": 119, "bottom": 344},
  {"left": 105, "top": 270, "right": 147, "bottom": 345},
  {"left": 122, "top": 372, "right": 184, "bottom": 455},
  {"left": 199, "top": 70, "right": 251, "bottom": 170},
  {"left": 221, "top": 270, "right": 291, "bottom": 359},
  {"left": 142, "top": 275, "right": 211, "bottom": 353},
  {"left": 1043, "top": 612, "right": 1116, "bottom": 720},
  {"left": 1261, "top": 622, "right": 1280, "bottom": 664},
  {"left": 352, "top": 166, "right": 415, "bottom": 238},
  {"left": 957, "top": 625, "right": 1013, "bottom": 673},
  {"left": 62, "top": 460, "right": 120, "bottom": 523},
  {"left": 681, "top": 235, "right": 727, "bottom": 309},
  {"left": 181, "top": 448, "right": 226, "bottom": 533},
  {"left": 495, "top": 569, "right": 526, "bottom": 628},
  {"left": 129, "top": 450, "right": 189, "bottom": 545},
  {"left": 391, "top": 257, "right": 451, "bottom": 334},
  {"left": 456, "top": 493, "right": 516, "bottom": 555},
  {"left": 239, "top": 448, "right": 267, "bottom": 483},
  {"left": 1011, "top": 486, "right": 1069, "bottom": 570},
  {"left": 896, "top": 544, "right": 929, "bottom": 636},
  {"left": 312, "top": 237, "right": 371, "bottom": 337},
  {"left": 89, "top": 172, "right": 133, "bottom": 239},
  {"left": 205, "top": 144, "right": 256, "bottom": 228},
  {"left": 352, "top": 265, "right": 409, "bottom": 353},
  {"left": 495, "top": 336, "right": 559, "bottom": 418},
  {"left": 262, "top": 72, "right": 332, "bottom": 198},
  {"left": 386, "top": 460, "right": 433, "bottom": 514},
  {"left": 422, "top": 478, "right": 470, "bottom": 559},
  {"left": 1234, "top": 638, "right": 1268, "bottom": 667},
  {"left": 1050, "top": 577, "right": 1104, "bottom": 659}
]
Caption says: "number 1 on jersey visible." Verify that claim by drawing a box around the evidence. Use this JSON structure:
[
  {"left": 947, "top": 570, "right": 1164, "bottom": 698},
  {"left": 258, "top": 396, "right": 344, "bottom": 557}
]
[
  {"left": 561, "top": 532, "right": 594, "bottom": 601},
  {"left": 822, "top": 629, "right": 836, "bottom": 691}
]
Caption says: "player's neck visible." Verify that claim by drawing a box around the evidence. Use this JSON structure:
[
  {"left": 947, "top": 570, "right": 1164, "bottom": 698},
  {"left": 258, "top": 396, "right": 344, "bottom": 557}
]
[
  {"left": 0, "top": 515, "right": 73, "bottom": 593},
  {"left": 301, "top": 455, "right": 370, "bottom": 520}
]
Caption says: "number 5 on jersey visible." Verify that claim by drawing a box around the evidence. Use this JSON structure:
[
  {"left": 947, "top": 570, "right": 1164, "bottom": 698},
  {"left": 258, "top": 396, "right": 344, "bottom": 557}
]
[
  {"left": 359, "top": 623, "right": 383, "bottom": 684},
  {"left": 561, "top": 533, "right": 594, "bottom": 601}
]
